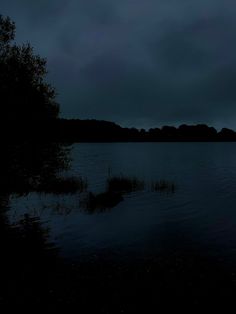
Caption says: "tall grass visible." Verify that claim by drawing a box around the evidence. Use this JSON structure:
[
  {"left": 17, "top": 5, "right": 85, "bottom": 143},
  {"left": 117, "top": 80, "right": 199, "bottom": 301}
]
[
  {"left": 151, "top": 180, "right": 176, "bottom": 193},
  {"left": 107, "top": 175, "right": 145, "bottom": 193}
]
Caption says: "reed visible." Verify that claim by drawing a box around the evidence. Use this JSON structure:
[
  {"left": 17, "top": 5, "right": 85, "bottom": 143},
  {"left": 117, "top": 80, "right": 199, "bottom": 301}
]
[
  {"left": 151, "top": 180, "right": 176, "bottom": 193},
  {"left": 107, "top": 175, "right": 145, "bottom": 193}
]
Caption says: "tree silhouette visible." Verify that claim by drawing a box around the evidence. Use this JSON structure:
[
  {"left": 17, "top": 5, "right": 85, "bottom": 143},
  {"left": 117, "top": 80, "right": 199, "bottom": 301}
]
[{"left": 0, "top": 15, "right": 59, "bottom": 121}]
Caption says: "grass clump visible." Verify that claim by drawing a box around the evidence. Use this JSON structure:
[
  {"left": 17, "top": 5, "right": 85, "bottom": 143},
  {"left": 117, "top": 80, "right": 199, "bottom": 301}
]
[
  {"left": 107, "top": 175, "right": 145, "bottom": 193},
  {"left": 151, "top": 180, "right": 176, "bottom": 193}
]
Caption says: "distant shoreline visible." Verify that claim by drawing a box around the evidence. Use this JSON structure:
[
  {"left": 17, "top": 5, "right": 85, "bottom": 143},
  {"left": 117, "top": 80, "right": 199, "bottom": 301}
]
[{"left": 2, "top": 118, "right": 236, "bottom": 142}]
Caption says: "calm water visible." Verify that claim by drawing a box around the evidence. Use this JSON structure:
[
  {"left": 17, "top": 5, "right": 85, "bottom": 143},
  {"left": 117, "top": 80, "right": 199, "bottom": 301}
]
[{"left": 9, "top": 143, "right": 236, "bottom": 264}]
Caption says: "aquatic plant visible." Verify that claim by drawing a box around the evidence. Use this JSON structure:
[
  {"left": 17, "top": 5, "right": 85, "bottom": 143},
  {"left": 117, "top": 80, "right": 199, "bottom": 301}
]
[
  {"left": 151, "top": 180, "right": 176, "bottom": 193},
  {"left": 107, "top": 175, "right": 145, "bottom": 193}
]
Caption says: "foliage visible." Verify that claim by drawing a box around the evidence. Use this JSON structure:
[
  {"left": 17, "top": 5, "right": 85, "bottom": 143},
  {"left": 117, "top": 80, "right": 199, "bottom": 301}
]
[{"left": 0, "top": 15, "right": 59, "bottom": 121}]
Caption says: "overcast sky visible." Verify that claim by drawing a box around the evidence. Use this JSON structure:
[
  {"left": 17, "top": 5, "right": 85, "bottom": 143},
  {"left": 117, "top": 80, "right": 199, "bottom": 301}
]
[{"left": 2, "top": 0, "right": 236, "bottom": 129}]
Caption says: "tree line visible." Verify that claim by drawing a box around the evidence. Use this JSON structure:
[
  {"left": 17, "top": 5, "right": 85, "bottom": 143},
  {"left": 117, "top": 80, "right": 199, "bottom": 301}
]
[
  {"left": 3, "top": 119, "right": 232, "bottom": 142},
  {"left": 53, "top": 119, "right": 236, "bottom": 142}
]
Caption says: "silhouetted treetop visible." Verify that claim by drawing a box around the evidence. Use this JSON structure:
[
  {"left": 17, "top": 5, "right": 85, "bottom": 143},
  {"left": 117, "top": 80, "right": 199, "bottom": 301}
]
[
  {"left": 0, "top": 15, "right": 59, "bottom": 121},
  {"left": 0, "top": 16, "right": 15, "bottom": 44}
]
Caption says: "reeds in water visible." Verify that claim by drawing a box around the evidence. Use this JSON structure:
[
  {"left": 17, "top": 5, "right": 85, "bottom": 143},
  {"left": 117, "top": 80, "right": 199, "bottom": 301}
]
[
  {"left": 107, "top": 175, "right": 145, "bottom": 193},
  {"left": 151, "top": 180, "right": 176, "bottom": 193}
]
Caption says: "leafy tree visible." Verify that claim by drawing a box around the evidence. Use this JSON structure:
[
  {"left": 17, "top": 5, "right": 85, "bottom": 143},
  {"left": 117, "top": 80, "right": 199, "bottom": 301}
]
[
  {"left": 0, "top": 16, "right": 70, "bottom": 194},
  {"left": 0, "top": 15, "right": 59, "bottom": 120}
]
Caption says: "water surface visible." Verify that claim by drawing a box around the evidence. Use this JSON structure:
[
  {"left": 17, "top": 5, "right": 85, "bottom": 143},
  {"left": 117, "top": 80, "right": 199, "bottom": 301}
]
[{"left": 9, "top": 143, "right": 236, "bottom": 266}]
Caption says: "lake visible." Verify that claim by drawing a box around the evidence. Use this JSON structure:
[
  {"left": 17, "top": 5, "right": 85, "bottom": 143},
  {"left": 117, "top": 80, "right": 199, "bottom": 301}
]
[{"left": 8, "top": 142, "right": 236, "bottom": 265}]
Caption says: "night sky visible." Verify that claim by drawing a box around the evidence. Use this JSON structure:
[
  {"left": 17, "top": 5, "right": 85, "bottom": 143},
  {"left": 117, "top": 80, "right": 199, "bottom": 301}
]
[{"left": 2, "top": 0, "right": 236, "bottom": 129}]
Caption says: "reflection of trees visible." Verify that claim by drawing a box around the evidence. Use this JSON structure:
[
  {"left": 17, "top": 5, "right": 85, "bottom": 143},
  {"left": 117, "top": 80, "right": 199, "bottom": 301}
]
[
  {"left": 0, "top": 140, "right": 73, "bottom": 305},
  {"left": 0, "top": 140, "right": 71, "bottom": 303},
  {"left": 0, "top": 142, "right": 70, "bottom": 194},
  {"left": 0, "top": 199, "right": 59, "bottom": 304},
  {"left": 0, "top": 148, "right": 235, "bottom": 308}
]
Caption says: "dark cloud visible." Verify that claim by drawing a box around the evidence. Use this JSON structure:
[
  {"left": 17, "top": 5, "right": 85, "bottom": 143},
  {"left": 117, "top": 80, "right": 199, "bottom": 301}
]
[{"left": 2, "top": 0, "right": 236, "bottom": 128}]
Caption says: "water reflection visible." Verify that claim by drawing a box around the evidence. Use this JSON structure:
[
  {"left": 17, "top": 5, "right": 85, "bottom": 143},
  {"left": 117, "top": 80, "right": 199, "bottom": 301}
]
[
  {"left": 0, "top": 142, "right": 68, "bottom": 304},
  {"left": 1, "top": 201, "right": 235, "bottom": 309},
  {"left": 81, "top": 191, "right": 124, "bottom": 213},
  {"left": 0, "top": 207, "right": 58, "bottom": 304},
  {"left": 0, "top": 142, "right": 70, "bottom": 194},
  {"left": 0, "top": 142, "right": 236, "bottom": 309}
]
